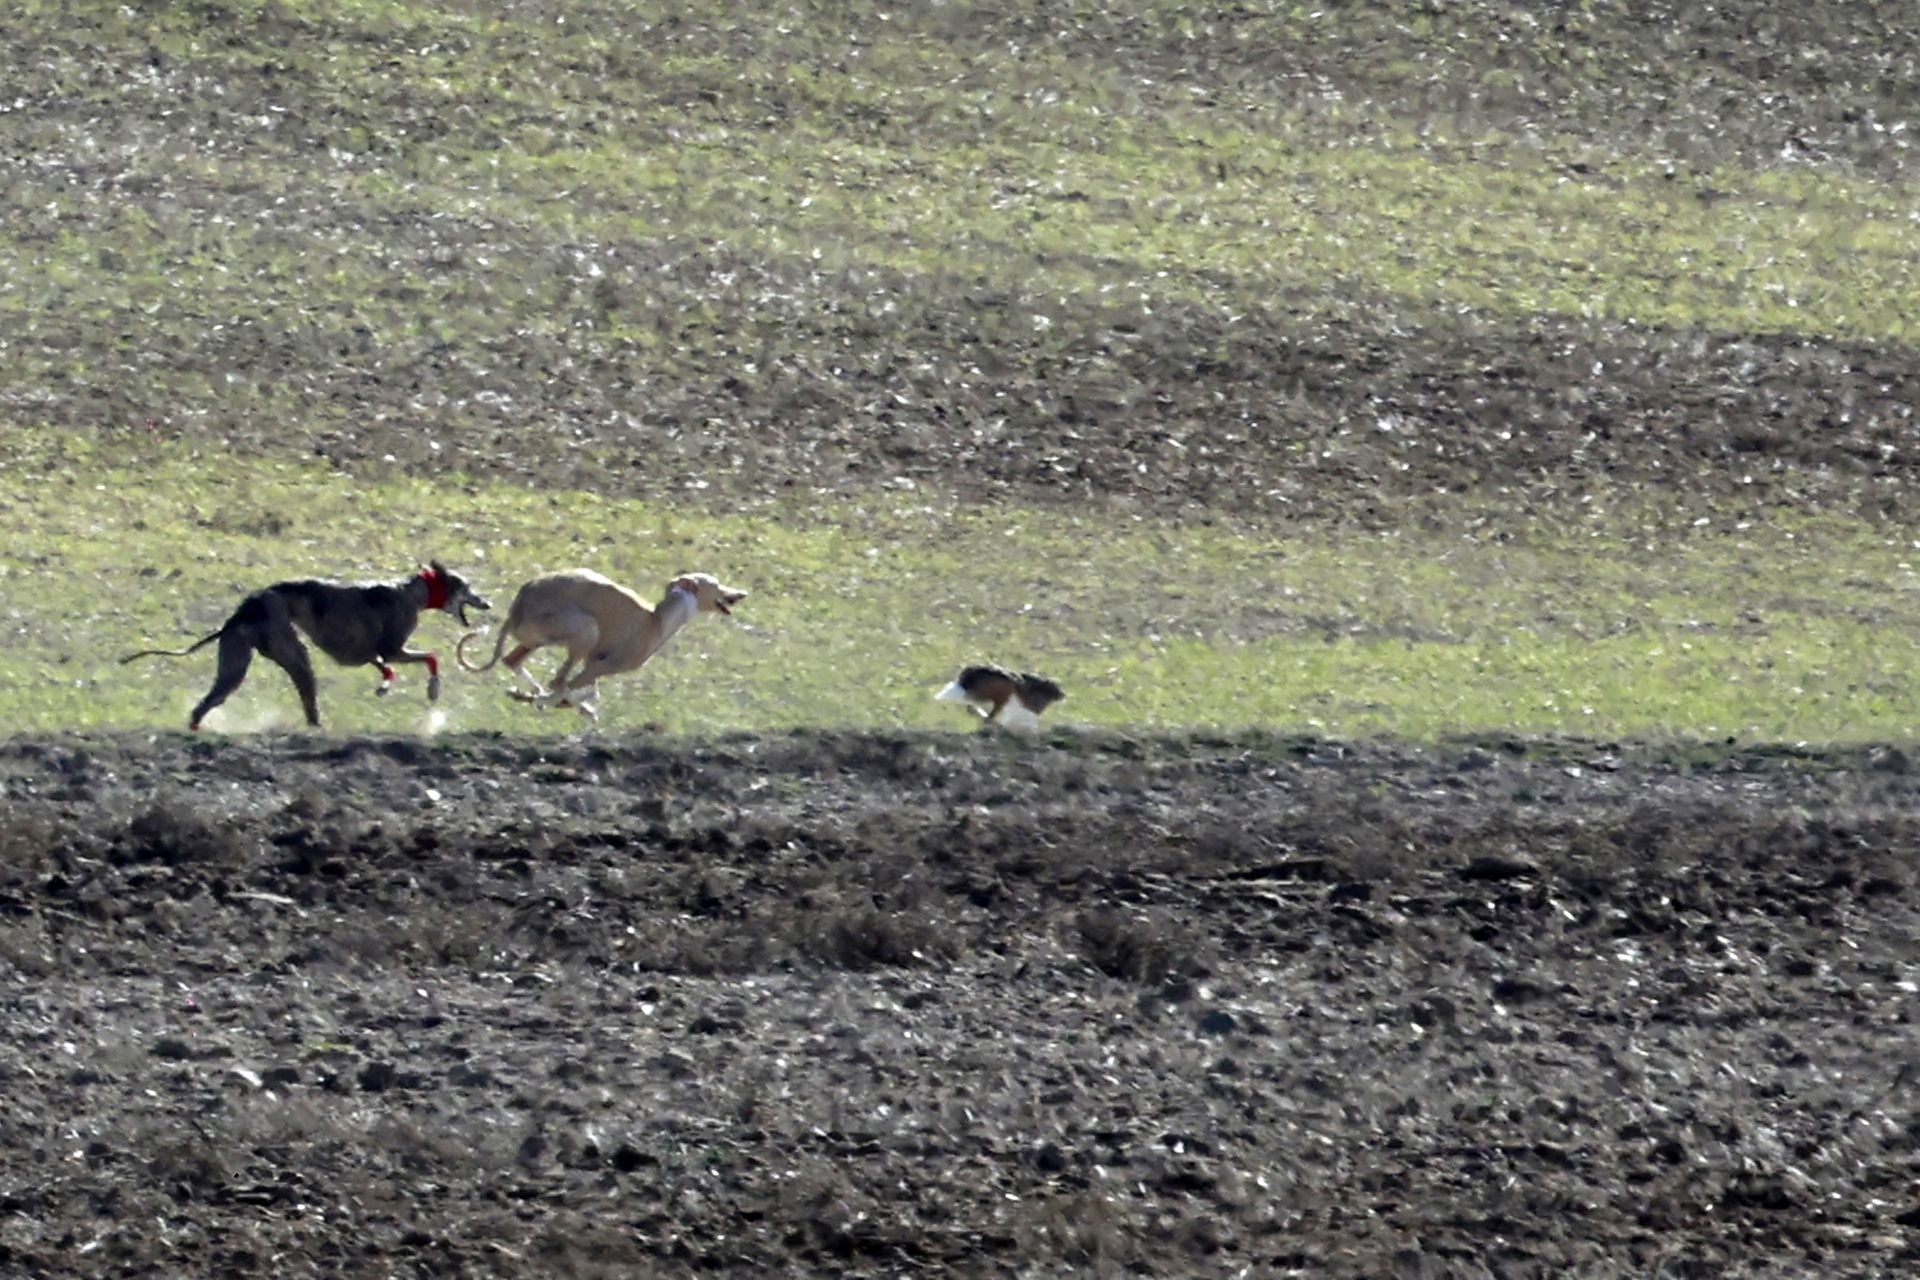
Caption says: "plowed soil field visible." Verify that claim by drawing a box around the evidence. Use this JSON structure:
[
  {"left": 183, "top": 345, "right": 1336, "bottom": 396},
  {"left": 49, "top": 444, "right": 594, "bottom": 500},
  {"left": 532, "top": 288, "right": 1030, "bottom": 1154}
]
[{"left": 2, "top": 730, "right": 1917, "bottom": 1276}]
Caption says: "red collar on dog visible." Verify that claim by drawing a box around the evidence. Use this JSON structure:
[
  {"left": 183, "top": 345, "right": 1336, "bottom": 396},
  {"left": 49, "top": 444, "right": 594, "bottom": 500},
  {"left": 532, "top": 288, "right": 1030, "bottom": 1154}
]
[{"left": 418, "top": 567, "right": 450, "bottom": 610}]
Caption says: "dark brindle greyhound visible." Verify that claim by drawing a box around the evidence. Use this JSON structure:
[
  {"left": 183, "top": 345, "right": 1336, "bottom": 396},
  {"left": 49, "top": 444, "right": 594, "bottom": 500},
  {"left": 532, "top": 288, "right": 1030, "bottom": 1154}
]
[{"left": 121, "top": 561, "right": 489, "bottom": 730}]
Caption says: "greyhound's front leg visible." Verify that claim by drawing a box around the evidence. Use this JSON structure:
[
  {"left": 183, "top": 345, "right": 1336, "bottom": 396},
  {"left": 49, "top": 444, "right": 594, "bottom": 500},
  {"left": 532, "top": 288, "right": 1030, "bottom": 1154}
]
[
  {"left": 371, "top": 661, "right": 397, "bottom": 697},
  {"left": 385, "top": 649, "right": 443, "bottom": 700}
]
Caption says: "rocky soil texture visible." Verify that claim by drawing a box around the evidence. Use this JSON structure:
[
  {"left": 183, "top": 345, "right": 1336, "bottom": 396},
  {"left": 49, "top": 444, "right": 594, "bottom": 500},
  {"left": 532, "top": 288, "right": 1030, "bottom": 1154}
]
[{"left": 1, "top": 731, "right": 1916, "bottom": 1276}]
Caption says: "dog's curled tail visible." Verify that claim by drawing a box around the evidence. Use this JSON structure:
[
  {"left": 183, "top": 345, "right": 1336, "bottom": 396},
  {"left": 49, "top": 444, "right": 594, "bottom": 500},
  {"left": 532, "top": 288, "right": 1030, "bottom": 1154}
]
[
  {"left": 455, "top": 627, "right": 507, "bottom": 674},
  {"left": 119, "top": 629, "right": 224, "bottom": 665}
]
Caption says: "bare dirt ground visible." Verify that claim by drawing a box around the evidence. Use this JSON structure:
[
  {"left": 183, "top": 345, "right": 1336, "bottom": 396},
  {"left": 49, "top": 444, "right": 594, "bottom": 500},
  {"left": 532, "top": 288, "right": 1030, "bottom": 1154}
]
[{"left": 2, "top": 730, "right": 1918, "bottom": 1277}]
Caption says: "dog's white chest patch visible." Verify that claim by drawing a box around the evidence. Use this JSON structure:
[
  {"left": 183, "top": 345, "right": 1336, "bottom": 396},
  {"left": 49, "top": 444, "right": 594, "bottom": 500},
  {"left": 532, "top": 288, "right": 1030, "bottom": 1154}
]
[{"left": 991, "top": 699, "right": 1044, "bottom": 733}]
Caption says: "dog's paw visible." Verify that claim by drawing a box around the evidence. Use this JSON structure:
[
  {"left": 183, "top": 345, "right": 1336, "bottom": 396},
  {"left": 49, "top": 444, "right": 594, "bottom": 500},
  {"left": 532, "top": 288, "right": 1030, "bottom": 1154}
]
[
  {"left": 427, "top": 675, "right": 442, "bottom": 702},
  {"left": 374, "top": 683, "right": 392, "bottom": 698}
]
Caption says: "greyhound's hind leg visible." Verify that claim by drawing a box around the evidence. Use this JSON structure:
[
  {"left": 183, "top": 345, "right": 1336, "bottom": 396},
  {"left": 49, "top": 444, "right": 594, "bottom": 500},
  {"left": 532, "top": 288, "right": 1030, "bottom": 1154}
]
[
  {"left": 565, "top": 681, "right": 601, "bottom": 718},
  {"left": 542, "top": 655, "right": 583, "bottom": 708},
  {"left": 261, "top": 628, "right": 322, "bottom": 726},
  {"left": 190, "top": 630, "right": 256, "bottom": 731},
  {"left": 554, "top": 654, "right": 617, "bottom": 715},
  {"left": 501, "top": 645, "right": 543, "bottom": 694},
  {"left": 532, "top": 610, "right": 598, "bottom": 709}
]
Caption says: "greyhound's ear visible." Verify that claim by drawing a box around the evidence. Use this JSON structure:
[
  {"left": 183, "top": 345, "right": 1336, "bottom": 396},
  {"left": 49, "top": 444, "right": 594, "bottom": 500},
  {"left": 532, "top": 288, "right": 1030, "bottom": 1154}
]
[
  {"left": 669, "top": 574, "right": 697, "bottom": 593},
  {"left": 429, "top": 559, "right": 449, "bottom": 576}
]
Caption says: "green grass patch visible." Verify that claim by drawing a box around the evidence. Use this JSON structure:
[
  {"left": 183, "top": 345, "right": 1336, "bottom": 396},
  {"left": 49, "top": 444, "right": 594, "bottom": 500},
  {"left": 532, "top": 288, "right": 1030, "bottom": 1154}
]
[{"left": 6, "top": 429, "right": 1919, "bottom": 741}]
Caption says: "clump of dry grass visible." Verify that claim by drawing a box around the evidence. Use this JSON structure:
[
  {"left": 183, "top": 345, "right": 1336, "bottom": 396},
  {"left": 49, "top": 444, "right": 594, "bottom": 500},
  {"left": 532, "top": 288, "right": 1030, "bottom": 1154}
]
[
  {"left": 1073, "top": 907, "right": 1208, "bottom": 984},
  {"left": 790, "top": 905, "right": 962, "bottom": 971},
  {"left": 123, "top": 798, "right": 251, "bottom": 868}
]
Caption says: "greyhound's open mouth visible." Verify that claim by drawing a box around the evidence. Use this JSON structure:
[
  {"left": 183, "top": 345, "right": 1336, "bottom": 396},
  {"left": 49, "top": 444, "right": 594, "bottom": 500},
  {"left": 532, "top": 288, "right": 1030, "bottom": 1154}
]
[{"left": 457, "top": 598, "right": 490, "bottom": 628}]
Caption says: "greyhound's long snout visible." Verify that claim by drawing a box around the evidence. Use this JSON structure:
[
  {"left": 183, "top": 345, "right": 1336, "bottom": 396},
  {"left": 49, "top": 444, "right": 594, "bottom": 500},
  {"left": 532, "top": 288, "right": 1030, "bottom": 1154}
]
[{"left": 456, "top": 592, "right": 490, "bottom": 628}]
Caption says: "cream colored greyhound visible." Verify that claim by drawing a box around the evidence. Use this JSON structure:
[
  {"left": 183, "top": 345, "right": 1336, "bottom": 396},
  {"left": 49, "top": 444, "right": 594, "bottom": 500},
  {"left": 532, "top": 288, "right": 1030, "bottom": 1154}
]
[{"left": 456, "top": 570, "right": 747, "bottom": 717}]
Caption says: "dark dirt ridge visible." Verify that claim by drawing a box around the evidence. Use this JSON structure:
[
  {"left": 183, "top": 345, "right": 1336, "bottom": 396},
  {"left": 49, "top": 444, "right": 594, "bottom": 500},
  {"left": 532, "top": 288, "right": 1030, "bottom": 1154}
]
[
  {"left": 302, "top": 299, "right": 1920, "bottom": 528},
  {"left": 2, "top": 728, "right": 1917, "bottom": 1277},
  {"left": 127, "top": 282, "right": 1920, "bottom": 529}
]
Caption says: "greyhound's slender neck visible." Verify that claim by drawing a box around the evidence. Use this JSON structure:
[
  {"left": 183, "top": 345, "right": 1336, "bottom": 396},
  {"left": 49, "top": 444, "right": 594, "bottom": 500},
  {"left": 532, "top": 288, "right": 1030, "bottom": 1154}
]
[
  {"left": 637, "top": 586, "right": 698, "bottom": 663},
  {"left": 416, "top": 568, "right": 449, "bottom": 610},
  {"left": 656, "top": 586, "right": 697, "bottom": 634}
]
